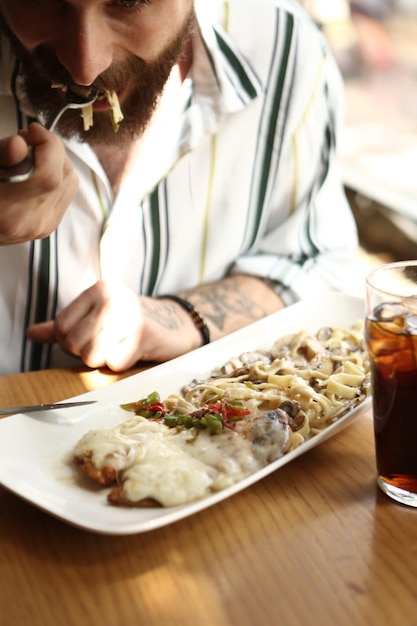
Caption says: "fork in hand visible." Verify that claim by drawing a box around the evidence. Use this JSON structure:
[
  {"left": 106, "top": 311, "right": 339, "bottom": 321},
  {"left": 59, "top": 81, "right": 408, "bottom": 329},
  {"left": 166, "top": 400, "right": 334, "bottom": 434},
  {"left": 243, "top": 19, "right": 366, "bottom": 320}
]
[{"left": 0, "top": 89, "right": 98, "bottom": 183}]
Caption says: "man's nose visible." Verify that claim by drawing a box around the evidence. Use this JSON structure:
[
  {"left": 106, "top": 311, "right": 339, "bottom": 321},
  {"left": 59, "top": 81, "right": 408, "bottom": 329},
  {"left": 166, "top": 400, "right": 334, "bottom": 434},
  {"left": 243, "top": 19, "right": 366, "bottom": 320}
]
[{"left": 53, "top": 10, "right": 113, "bottom": 85}]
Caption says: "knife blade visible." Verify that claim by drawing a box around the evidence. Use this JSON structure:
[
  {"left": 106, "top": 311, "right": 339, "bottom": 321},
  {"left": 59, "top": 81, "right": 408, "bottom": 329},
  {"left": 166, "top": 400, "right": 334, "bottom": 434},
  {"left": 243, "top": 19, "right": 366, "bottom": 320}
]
[{"left": 0, "top": 400, "right": 97, "bottom": 415}]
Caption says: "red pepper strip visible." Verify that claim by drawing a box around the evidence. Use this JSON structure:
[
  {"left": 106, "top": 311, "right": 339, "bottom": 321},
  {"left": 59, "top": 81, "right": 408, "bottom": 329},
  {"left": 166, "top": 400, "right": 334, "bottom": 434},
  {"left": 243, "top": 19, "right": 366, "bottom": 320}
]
[
  {"left": 137, "top": 403, "right": 167, "bottom": 418},
  {"left": 226, "top": 407, "right": 251, "bottom": 418},
  {"left": 206, "top": 402, "right": 250, "bottom": 420},
  {"left": 146, "top": 402, "right": 166, "bottom": 414}
]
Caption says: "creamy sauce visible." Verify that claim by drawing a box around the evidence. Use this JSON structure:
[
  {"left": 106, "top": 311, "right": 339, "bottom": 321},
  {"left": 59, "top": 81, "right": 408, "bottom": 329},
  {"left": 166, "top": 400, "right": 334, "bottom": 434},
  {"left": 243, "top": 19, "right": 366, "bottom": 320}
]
[{"left": 74, "top": 414, "right": 287, "bottom": 507}]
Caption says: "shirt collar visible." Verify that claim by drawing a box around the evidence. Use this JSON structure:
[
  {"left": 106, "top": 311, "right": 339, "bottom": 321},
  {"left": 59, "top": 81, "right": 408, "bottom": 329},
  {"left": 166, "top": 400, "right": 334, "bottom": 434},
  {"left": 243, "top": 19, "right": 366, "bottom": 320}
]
[{"left": 193, "top": 1, "right": 263, "bottom": 120}]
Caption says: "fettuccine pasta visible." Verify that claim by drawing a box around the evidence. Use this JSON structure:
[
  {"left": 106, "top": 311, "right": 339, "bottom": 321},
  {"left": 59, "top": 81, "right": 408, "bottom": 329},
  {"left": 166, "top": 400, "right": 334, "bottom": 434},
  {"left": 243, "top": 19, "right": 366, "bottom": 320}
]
[{"left": 165, "top": 322, "right": 370, "bottom": 451}]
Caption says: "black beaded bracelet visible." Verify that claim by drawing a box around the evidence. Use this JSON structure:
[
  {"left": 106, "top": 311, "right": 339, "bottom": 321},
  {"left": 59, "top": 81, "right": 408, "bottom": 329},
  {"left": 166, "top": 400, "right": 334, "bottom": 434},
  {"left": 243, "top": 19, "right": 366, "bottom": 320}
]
[{"left": 157, "top": 294, "right": 211, "bottom": 346}]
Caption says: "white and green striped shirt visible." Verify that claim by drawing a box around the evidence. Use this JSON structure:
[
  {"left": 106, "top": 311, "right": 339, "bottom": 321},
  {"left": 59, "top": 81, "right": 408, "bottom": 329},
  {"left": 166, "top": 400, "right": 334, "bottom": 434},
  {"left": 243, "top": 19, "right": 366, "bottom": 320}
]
[{"left": 0, "top": 0, "right": 358, "bottom": 373}]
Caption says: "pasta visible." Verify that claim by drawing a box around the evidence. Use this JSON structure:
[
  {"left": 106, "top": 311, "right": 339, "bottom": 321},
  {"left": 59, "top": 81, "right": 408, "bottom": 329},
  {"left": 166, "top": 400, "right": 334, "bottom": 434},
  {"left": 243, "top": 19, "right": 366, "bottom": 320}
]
[
  {"left": 79, "top": 90, "right": 124, "bottom": 132},
  {"left": 105, "top": 90, "right": 124, "bottom": 132},
  {"left": 165, "top": 321, "right": 371, "bottom": 451},
  {"left": 81, "top": 104, "right": 94, "bottom": 131},
  {"left": 50, "top": 84, "right": 124, "bottom": 132}
]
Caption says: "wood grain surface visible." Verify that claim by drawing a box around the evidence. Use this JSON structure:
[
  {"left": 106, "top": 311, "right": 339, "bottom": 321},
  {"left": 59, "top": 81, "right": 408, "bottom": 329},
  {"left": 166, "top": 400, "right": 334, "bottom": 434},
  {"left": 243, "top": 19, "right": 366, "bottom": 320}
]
[{"left": 0, "top": 366, "right": 416, "bottom": 626}]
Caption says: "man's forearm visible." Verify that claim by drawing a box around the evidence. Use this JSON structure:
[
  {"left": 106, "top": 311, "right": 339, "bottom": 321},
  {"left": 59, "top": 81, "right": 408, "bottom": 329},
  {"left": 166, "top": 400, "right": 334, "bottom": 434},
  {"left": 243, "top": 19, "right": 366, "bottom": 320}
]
[{"left": 178, "top": 274, "right": 285, "bottom": 343}]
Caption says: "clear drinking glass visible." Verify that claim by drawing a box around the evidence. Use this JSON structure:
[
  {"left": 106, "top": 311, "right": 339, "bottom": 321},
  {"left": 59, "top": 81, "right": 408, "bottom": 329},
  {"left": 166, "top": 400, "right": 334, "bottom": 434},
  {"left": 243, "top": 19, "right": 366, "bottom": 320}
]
[{"left": 365, "top": 260, "right": 417, "bottom": 507}]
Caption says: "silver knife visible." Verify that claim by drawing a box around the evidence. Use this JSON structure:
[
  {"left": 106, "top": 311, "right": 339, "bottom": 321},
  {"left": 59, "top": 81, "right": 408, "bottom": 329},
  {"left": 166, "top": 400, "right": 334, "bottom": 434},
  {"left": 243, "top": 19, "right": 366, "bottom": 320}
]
[{"left": 0, "top": 400, "right": 97, "bottom": 415}]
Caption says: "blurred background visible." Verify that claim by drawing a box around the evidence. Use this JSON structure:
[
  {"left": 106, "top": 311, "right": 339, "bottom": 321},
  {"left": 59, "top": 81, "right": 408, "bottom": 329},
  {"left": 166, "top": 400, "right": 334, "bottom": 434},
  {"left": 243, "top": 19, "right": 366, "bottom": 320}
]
[{"left": 301, "top": 0, "right": 417, "bottom": 271}]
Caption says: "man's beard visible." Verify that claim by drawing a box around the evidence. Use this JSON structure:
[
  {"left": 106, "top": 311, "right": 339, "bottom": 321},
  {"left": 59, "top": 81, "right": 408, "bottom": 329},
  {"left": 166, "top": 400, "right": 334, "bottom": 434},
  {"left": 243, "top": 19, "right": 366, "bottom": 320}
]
[{"left": 0, "top": 12, "right": 196, "bottom": 145}]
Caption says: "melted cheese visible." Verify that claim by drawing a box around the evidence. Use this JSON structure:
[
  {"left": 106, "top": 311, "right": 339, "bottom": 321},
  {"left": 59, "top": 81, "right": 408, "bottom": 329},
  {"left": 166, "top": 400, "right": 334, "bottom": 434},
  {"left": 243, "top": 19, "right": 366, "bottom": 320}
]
[{"left": 74, "top": 415, "right": 266, "bottom": 506}]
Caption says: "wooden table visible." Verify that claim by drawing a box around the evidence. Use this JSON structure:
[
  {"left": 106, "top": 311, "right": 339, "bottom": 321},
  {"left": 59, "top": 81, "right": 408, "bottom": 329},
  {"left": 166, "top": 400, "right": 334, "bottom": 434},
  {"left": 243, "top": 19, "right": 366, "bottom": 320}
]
[{"left": 0, "top": 366, "right": 416, "bottom": 626}]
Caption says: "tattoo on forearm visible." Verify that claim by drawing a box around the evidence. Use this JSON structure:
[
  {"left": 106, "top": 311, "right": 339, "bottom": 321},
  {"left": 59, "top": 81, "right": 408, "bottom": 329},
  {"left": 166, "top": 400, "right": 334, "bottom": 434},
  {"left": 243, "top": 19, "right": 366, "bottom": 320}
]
[
  {"left": 141, "top": 299, "right": 183, "bottom": 331},
  {"left": 184, "top": 277, "right": 267, "bottom": 333}
]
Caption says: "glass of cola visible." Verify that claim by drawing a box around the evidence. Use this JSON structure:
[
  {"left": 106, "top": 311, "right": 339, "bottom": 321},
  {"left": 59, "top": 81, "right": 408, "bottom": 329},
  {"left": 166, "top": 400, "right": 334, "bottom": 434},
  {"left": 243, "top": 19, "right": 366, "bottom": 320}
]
[{"left": 365, "top": 261, "right": 417, "bottom": 506}]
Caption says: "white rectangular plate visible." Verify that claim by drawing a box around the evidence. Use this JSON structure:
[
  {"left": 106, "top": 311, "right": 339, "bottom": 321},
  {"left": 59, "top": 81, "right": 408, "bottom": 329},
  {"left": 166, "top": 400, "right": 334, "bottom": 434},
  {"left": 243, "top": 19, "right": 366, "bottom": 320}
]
[{"left": 0, "top": 293, "right": 370, "bottom": 535}]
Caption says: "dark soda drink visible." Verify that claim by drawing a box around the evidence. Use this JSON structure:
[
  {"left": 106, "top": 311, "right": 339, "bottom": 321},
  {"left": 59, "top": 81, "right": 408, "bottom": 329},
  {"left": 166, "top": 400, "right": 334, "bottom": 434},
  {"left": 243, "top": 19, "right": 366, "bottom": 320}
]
[{"left": 365, "top": 301, "right": 417, "bottom": 495}]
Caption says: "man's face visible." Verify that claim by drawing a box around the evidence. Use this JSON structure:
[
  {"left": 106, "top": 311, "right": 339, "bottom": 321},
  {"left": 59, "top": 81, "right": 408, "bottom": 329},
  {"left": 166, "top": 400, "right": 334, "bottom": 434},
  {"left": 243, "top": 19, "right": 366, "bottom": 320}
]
[{"left": 0, "top": 0, "right": 195, "bottom": 145}]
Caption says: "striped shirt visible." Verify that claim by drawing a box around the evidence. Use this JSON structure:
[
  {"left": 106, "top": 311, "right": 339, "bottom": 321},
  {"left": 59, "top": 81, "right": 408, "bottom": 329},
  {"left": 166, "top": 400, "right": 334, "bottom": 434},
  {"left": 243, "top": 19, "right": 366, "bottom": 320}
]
[{"left": 0, "top": 0, "right": 358, "bottom": 373}]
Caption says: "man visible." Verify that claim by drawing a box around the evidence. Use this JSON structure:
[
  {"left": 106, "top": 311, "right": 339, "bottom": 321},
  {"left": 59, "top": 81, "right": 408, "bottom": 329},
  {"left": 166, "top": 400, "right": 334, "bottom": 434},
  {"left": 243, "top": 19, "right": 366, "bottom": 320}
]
[{"left": 0, "top": 0, "right": 358, "bottom": 374}]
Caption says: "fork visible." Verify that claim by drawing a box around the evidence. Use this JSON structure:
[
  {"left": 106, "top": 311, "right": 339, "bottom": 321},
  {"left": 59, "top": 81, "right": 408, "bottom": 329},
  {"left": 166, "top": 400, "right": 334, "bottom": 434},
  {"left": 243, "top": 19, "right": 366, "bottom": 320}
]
[{"left": 0, "top": 90, "right": 98, "bottom": 183}]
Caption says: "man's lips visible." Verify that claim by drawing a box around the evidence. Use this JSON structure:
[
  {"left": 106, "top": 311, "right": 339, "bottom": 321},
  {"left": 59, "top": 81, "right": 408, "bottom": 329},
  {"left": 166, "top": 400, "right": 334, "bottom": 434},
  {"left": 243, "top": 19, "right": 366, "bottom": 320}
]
[
  {"left": 92, "top": 87, "right": 126, "bottom": 112},
  {"left": 92, "top": 97, "right": 110, "bottom": 112}
]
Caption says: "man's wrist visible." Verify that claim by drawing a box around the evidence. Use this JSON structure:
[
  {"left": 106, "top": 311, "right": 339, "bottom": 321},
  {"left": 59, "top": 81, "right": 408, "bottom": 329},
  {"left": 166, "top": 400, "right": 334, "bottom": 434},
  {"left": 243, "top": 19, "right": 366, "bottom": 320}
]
[{"left": 157, "top": 294, "right": 210, "bottom": 346}]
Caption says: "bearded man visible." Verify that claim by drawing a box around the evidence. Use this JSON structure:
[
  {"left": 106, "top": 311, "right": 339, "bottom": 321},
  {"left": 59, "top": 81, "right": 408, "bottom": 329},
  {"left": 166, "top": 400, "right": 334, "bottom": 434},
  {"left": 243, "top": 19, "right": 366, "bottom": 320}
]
[{"left": 0, "top": 0, "right": 358, "bottom": 374}]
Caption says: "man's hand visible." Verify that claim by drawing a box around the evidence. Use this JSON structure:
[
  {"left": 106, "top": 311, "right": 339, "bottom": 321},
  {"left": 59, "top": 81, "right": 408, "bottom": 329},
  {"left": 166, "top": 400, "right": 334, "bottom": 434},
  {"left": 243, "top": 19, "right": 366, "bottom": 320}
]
[
  {"left": 26, "top": 276, "right": 284, "bottom": 371},
  {"left": 0, "top": 123, "right": 78, "bottom": 244},
  {"left": 0, "top": 133, "right": 28, "bottom": 166},
  {"left": 26, "top": 281, "right": 202, "bottom": 371}
]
